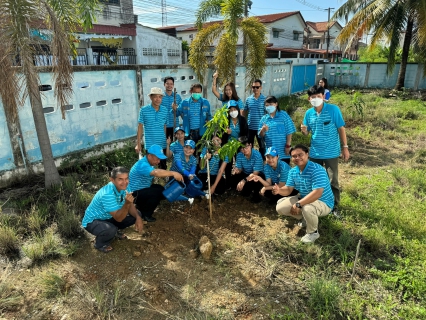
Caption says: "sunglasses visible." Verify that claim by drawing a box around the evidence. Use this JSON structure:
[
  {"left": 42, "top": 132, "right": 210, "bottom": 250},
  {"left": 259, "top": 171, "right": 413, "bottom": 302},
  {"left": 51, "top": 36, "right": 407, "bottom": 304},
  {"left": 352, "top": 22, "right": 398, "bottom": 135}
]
[{"left": 252, "top": 86, "right": 260, "bottom": 89}]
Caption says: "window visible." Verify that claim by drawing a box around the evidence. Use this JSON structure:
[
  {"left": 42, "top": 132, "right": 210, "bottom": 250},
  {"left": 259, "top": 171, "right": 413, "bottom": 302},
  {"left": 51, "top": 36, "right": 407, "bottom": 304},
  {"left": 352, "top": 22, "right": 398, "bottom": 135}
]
[
  {"left": 312, "top": 39, "right": 321, "bottom": 49},
  {"left": 293, "top": 33, "right": 300, "bottom": 41},
  {"left": 80, "top": 102, "right": 91, "bottom": 109},
  {"left": 112, "top": 98, "right": 122, "bottom": 104},
  {"left": 142, "top": 48, "right": 162, "bottom": 56},
  {"left": 99, "top": 0, "right": 120, "bottom": 5},
  {"left": 167, "top": 49, "right": 181, "bottom": 56},
  {"left": 273, "top": 31, "right": 279, "bottom": 38},
  {"left": 39, "top": 84, "right": 52, "bottom": 91}
]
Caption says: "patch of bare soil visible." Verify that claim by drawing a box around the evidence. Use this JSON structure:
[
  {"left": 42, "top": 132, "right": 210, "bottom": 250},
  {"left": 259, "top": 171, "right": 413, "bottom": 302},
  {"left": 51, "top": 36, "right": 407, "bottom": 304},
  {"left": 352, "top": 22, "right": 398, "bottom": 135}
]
[{"left": 2, "top": 191, "right": 311, "bottom": 320}]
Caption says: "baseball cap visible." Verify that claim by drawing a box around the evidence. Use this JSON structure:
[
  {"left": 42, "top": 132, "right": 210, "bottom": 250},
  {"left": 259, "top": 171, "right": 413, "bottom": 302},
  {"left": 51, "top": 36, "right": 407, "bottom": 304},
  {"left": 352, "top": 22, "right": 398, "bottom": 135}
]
[
  {"left": 265, "top": 147, "right": 278, "bottom": 157},
  {"left": 184, "top": 140, "right": 196, "bottom": 149},
  {"left": 147, "top": 87, "right": 165, "bottom": 97},
  {"left": 174, "top": 126, "right": 185, "bottom": 134},
  {"left": 147, "top": 144, "right": 167, "bottom": 159},
  {"left": 227, "top": 100, "right": 238, "bottom": 108}
]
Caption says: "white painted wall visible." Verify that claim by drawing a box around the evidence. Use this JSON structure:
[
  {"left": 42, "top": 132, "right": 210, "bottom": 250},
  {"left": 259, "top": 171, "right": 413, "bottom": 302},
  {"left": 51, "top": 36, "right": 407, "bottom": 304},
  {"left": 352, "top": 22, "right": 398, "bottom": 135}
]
[{"left": 266, "top": 15, "right": 306, "bottom": 48}]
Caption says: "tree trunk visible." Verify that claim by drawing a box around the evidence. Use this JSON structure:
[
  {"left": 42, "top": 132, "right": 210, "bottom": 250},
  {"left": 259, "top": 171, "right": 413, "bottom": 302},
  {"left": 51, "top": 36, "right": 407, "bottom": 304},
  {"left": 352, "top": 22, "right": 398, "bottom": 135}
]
[
  {"left": 394, "top": 18, "right": 414, "bottom": 90},
  {"left": 27, "top": 83, "right": 61, "bottom": 188}
]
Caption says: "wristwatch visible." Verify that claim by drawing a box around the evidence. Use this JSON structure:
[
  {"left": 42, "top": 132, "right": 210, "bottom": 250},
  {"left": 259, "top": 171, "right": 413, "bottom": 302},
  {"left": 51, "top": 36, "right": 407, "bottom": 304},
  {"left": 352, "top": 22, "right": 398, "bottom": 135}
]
[{"left": 296, "top": 202, "right": 302, "bottom": 208}]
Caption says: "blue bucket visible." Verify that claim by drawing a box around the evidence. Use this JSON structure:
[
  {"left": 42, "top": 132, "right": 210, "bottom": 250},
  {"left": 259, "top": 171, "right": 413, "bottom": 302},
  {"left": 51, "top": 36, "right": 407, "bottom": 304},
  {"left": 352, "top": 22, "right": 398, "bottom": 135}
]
[
  {"left": 186, "top": 176, "right": 206, "bottom": 198},
  {"left": 162, "top": 179, "right": 187, "bottom": 202}
]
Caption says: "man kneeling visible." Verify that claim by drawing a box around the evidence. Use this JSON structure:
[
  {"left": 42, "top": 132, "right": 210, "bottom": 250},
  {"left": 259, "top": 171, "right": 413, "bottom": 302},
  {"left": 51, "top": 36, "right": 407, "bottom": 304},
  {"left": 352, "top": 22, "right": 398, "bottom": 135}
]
[
  {"left": 129, "top": 144, "right": 183, "bottom": 222},
  {"left": 81, "top": 167, "right": 144, "bottom": 253},
  {"left": 274, "top": 145, "right": 334, "bottom": 243}
]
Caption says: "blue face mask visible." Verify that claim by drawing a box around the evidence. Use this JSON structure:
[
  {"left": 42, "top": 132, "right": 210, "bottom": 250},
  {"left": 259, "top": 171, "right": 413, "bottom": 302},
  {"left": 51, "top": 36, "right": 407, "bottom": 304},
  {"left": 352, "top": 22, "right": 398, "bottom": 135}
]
[
  {"left": 265, "top": 105, "right": 276, "bottom": 114},
  {"left": 192, "top": 93, "right": 202, "bottom": 100}
]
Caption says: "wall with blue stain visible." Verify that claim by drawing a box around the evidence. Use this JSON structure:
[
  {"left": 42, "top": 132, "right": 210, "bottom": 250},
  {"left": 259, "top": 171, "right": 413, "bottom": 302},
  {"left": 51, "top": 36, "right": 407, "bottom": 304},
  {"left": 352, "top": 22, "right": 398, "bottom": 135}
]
[
  {"left": 0, "top": 104, "right": 15, "bottom": 171},
  {"left": 17, "top": 70, "right": 138, "bottom": 163}
]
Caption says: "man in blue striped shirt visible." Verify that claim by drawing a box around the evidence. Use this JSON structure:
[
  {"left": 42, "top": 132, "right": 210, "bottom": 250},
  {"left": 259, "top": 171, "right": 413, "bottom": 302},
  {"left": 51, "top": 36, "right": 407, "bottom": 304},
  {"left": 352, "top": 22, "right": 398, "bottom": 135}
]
[
  {"left": 174, "top": 83, "right": 211, "bottom": 144},
  {"left": 82, "top": 167, "right": 144, "bottom": 253},
  {"left": 301, "top": 85, "right": 350, "bottom": 214},
  {"left": 135, "top": 87, "right": 168, "bottom": 169},
  {"left": 163, "top": 76, "right": 182, "bottom": 139},
  {"left": 129, "top": 145, "right": 183, "bottom": 222},
  {"left": 274, "top": 145, "right": 334, "bottom": 243},
  {"left": 241, "top": 79, "right": 266, "bottom": 157}
]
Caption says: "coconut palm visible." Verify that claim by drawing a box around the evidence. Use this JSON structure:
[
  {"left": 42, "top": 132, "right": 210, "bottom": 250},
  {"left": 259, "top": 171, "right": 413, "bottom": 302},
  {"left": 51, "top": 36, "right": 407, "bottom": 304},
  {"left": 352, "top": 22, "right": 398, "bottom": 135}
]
[
  {"left": 189, "top": 0, "right": 267, "bottom": 88},
  {"left": 0, "top": 0, "right": 98, "bottom": 187},
  {"left": 333, "top": 0, "right": 426, "bottom": 90}
]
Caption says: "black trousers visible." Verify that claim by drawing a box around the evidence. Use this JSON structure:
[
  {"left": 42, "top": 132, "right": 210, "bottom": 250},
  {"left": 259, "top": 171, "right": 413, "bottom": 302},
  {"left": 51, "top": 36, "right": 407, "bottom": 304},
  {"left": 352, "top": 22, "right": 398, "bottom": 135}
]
[
  {"left": 229, "top": 172, "right": 265, "bottom": 197},
  {"left": 198, "top": 172, "right": 227, "bottom": 195},
  {"left": 248, "top": 129, "right": 266, "bottom": 159},
  {"left": 85, "top": 214, "right": 138, "bottom": 248},
  {"left": 132, "top": 184, "right": 165, "bottom": 218},
  {"left": 166, "top": 127, "right": 174, "bottom": 140}
]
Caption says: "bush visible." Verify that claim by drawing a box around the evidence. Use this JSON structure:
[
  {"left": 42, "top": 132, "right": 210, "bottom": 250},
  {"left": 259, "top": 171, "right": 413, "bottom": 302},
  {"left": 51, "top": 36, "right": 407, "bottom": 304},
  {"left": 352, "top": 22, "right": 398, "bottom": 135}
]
[{"left": 0, "top": 225, "right": 20, "bottom": 257}]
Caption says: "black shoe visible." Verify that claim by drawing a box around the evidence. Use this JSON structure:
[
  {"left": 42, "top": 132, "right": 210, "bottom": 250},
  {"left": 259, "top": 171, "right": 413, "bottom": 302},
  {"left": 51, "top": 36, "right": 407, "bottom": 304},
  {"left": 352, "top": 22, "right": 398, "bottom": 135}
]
[{"left": 142, "top": 215, "right": 156, "bottom": 222}]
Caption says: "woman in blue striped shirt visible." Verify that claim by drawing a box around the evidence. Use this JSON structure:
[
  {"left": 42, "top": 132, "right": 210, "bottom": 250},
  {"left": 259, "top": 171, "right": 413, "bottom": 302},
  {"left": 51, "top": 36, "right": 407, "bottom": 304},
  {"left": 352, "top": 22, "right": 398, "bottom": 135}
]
[
  {"left": 166, "top": 126, "right": 185, "bottom": 158},
  {"left": 212, "top": 71, "right": 244, "bottom": 109}
]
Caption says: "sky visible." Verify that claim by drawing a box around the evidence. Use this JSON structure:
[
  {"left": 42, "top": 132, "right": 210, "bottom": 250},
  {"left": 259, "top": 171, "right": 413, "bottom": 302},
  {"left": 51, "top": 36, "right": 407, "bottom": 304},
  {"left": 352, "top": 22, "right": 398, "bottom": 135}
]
[{"left": 134, "top": 0, "right": 348, "bottom": 29}]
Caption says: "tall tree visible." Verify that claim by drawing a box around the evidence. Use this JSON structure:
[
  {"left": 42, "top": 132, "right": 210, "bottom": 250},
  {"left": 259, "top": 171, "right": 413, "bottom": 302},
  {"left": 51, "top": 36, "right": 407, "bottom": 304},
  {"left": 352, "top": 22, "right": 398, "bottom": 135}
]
[
  {"left": 189, "top": 0, "right": 267, "bottom": 88},
  {"left": 333, "top": 0, "right": 426, "bottom": 90},
  {"left": 0, "top": 0, "right": 98, "bottom": 187}
]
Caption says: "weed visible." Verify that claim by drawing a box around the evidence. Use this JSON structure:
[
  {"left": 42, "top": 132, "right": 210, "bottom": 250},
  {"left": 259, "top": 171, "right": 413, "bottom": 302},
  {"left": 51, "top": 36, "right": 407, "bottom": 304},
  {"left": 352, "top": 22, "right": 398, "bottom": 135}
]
[
  {"left": 40, "top": 272, "right": 68, "bottom": 298},
  {"left": 22, "top": 226, "right": 65, "bottom": 263},
  {"left": 0, "top": 265, "right": 22, "bottom": 311},
  {"left": 27, "top": 205, "right": 47, "bottom": 234},
  {"left": 0, "top": 225, "right": 19, "bottom": 257},
  {"left": 307, "top": 277, "right": 342, "bottom": 318},
  {"left": 348, "top": 92, "right": 366, "bottom": 119},
  {"left": 57, "top": 209, "right": 83, "bottom": 239}
]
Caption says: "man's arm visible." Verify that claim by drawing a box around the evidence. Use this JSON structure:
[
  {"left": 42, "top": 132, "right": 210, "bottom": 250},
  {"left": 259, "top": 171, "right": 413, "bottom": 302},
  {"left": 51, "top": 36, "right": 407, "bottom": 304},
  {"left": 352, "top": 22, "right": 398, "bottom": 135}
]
[
  {"left": 110, "top": 192, "right": 134, "bottom": 222},
  {"left": 298, "top": 188, "right": 323, "bottom": 206},
  {"left": 127, "top": 201, "right": 144, "bottom": 233},
  {"left": 338, "top": 126, "right": 350, "bottom": 161},
  {"left": 273, "top": 184, "right": 295, "bottom": 196},
  {"left": 150, "top": 169, "right": 183, "bottom": 181},
  {"left": 135, "top": 123, "right": 144, "bottom": 153}
]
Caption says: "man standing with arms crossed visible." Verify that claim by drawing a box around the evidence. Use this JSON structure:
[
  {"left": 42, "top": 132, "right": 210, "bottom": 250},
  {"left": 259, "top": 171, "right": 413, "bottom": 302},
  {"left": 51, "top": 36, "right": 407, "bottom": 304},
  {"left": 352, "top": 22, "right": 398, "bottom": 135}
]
[
  {"left": 163, "top": 76, "right": 182, "bottom": 139},
  {"left": 301, "top": 85, "right": 350, "bottom": 215},
  {"left": 135, "top": 87, "right": 168, "bottom": 170},
  {"left": 241, "top": 79, "right": 266, "bottom": 158}
]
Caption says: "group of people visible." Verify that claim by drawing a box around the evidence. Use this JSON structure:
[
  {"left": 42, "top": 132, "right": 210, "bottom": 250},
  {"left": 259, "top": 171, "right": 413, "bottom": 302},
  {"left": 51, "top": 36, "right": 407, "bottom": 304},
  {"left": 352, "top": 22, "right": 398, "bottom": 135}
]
[{"left": 82, "top": 75, "right": 350, "bottom": 252}]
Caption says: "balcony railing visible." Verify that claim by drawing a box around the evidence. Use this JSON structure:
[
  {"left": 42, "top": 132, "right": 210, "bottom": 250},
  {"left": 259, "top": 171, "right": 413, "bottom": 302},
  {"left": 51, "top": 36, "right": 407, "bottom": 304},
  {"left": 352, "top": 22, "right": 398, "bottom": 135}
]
[{"left": 93, "top": 50, "right": 136, "bottom": 65}]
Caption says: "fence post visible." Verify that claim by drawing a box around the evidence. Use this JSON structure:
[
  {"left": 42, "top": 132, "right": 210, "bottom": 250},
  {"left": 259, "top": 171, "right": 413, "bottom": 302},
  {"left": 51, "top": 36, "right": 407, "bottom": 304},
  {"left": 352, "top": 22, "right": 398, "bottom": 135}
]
[
  {"left": 364, "top": 63, "right": 370, "bottom": 88},
  {"left": 414, "top": 64, "right": 423, "bottom": 91}
]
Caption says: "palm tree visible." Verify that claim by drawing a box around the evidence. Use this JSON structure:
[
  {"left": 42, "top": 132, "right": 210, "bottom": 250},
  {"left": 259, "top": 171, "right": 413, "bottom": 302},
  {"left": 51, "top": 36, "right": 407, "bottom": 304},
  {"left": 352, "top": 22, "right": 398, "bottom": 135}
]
[
  {"left": 189, "top": 0, "right": 267, "bottom": 88},
  {"left": 333, "top": 0, "right": 426, "bottom": 90},
  {"left": 0, "top": 0, "right": 98, "bottom": 187}
]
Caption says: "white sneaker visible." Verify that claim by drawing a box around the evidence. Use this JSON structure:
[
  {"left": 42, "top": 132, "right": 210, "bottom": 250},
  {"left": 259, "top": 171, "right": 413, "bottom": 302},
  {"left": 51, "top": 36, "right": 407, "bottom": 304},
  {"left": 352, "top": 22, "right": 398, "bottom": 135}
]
[
  {"left": 188, "top": 198, "right": 194, "bottom": 205},
  {"left": 205, "top": 193, "right": 210, "bottom": 200},
  {"left": 301, "top": 232, "right": 320, "bottom": 243}
]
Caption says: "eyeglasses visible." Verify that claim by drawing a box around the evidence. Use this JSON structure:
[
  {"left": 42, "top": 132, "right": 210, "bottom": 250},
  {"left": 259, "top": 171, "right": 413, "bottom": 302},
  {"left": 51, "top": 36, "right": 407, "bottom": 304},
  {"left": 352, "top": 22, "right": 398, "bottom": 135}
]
[
  {"left": 291, "top": 153, "right": 306, "bottom": 159},
  {"left": 252, "top": 86, "right": 260, "bottom": 89}
]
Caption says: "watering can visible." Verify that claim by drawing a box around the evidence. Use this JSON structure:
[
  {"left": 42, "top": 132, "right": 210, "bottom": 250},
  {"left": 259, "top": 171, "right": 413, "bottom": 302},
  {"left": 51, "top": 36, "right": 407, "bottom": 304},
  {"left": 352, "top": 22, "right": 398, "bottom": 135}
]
[
  {"left": 185, "top": 176, "right": 209, "bottom": 199},
  {"left": 163, "top": 179, "right": 194, "bottom": 204}
]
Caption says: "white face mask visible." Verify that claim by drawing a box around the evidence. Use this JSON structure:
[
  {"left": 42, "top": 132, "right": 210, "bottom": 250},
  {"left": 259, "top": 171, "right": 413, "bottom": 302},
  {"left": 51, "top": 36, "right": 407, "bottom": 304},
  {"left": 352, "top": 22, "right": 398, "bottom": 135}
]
[
  {"left": 230, "top": 111, "right": 238, "bottom": 118},
  {"left": 310, "top": 97, "right": 323, "bottom": 108}
]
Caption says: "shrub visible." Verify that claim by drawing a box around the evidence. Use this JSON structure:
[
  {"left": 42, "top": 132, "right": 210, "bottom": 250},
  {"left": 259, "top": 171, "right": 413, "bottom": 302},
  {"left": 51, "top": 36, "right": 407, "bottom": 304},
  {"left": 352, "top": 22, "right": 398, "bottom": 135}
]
[{"left": 0, "top": 225, "right": 19, "bottom": 257}]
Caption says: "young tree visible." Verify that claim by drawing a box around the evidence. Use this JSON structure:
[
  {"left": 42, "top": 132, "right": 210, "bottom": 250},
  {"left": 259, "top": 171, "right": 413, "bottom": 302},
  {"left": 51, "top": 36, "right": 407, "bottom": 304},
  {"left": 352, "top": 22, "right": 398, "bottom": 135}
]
[
  {"left": 189, "top": 0, "right": 267, "bottom": 87},
  {"left": 0, "top": 0, "right": 98, "bottom": 187},
  {"left": 333, "top": 0, "right": 426, "bottom": 90}
]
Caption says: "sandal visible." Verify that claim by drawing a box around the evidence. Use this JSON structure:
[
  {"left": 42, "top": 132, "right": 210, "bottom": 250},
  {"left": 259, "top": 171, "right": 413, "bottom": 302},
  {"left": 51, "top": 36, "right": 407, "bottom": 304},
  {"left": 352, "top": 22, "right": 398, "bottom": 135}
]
[
  {"left": 95, "top": 245, "right": 113, "bottom": 253},
  {"left": 115, "top": 231, "right": 128, "bottom": 240}
]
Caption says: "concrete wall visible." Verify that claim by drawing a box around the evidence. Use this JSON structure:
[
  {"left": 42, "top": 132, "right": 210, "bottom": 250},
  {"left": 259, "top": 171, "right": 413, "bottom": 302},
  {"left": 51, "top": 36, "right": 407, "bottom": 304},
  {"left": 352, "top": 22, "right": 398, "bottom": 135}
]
[
  {"left": 1, "top": 62, "right": 425, "bottom": 184},
  {"left": 317, "top": 62, "right": 426, "bottom": 89}
]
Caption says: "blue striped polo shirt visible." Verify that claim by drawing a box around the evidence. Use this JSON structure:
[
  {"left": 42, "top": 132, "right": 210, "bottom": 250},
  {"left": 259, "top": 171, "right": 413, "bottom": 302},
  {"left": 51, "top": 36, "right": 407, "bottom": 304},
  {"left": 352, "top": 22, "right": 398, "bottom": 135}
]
[
  {"left": 138, "top": 104, "right": 168, "bottom": 149},
  {"left": 303, "top": 103, "right": 345, "bottom": 159},
  {"left": 188, "top": 99, "right": 202, "bottom": 130},
  {"left": 286, "top": 161, "right": 334, "bottom": 209},
  {"left": 162, "top": 91, "right": 182, "bottom": 128},
  {"left": 219, "top": 94, "right": 244, "bottom": 109},
  {"left": 264, "top": 160, "right": 291, "bottom": 184},
  {"left": 229, "top": 119, "right": 240, "bottom": 139},
  {"left": 235, "top": 149, "right": 264, "bottom": 174},
  {"left": 242, "top": 94, "right": 266, "bottom": 130},
  {"left": 324, "top": 89, "right": 331, "bottom": 101},
  {"left": 199, "top": 148, "right": 229, "bottom": 175},
  {"left": 82, "top": 182, "right": 130, "bottom": 227},
  {"left": 258, "top": 111, "right": 296, "bottom": 159},
  {"left": 170, "top": 141, "right": 184, "bottom": 155},
  {"left": 129, "top": 156, "right": 154, "bottom": 192},
  {"left": 170, "top": 151, "right": 198, "bottom": 176}
]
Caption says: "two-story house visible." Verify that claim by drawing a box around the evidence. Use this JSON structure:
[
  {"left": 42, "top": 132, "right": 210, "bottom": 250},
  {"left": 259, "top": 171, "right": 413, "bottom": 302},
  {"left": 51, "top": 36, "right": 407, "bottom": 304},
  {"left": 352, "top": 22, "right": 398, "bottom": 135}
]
[{"left": 305, "top": 21, "right": 343, "bottom": 60}]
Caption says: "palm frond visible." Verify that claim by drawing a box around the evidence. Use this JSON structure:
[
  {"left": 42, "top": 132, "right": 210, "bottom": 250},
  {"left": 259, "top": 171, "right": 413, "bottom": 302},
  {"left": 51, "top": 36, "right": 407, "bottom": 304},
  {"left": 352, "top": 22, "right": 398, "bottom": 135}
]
[
  {"left": 221, "top": 0, "right": 245, "bottom": 41},
  {"left": 213, "top": 34, "right": 237, "bottom": 85},
  {"left": 195, "top": 0, "right": 223, "bottom": 29},
  {"left": 189, "top": 23, "right": 224, "bottom": 82},
  {"left": 240, "top": 17, "right": 267, "bottom": 88}
]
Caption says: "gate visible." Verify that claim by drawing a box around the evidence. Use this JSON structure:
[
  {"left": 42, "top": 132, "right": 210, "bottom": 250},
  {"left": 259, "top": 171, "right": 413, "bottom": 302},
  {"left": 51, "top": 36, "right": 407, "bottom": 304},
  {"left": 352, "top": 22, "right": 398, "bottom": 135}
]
[{"left": 291, "top": 65, "right": 317, "bottom": 93}]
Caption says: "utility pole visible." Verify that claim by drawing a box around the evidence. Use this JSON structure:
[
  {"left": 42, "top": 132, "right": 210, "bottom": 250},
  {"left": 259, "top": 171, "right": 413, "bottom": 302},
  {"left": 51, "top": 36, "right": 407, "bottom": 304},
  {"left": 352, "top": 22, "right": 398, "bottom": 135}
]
[
  {"left": 325, "top": 7, "right": 334, "bottom": 60},
  {"left": 161, "top": 0, "right": 167, "bottom": 26},
  {"left": 242, "top": 0, "right": 252, "bottom": 62}
]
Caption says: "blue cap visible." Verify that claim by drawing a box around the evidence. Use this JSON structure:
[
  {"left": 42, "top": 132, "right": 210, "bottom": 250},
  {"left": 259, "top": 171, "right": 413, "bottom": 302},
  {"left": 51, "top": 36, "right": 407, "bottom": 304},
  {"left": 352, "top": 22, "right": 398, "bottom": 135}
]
[
  {"left": 147, "top": 144, "right": 167, "bottom": 159},
  {"left": 227, "top": 100, "right": 238, "bottom": 108},
  {"left": 184, "top": 140, "right": 196, "bottom": 149},
  {"left": 174, "top": 126, "right": 185, "bottom": 134},
  {"left": 265, "top": 147, "right": 278, "bottom": 157}
]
